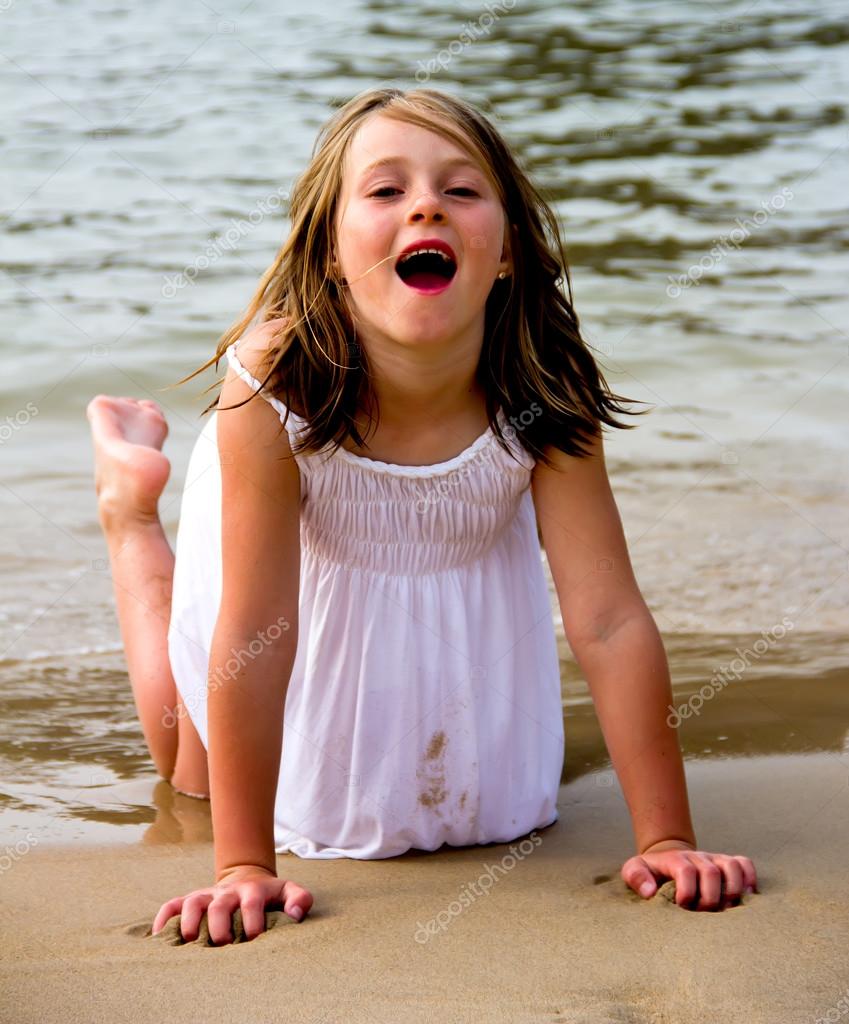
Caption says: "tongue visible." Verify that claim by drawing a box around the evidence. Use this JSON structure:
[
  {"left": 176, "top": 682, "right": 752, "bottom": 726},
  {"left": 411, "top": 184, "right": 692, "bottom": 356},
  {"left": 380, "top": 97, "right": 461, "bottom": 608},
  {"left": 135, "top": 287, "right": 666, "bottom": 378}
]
[{"left": 404, "top": 270, "right": 450, "bottom": 289}]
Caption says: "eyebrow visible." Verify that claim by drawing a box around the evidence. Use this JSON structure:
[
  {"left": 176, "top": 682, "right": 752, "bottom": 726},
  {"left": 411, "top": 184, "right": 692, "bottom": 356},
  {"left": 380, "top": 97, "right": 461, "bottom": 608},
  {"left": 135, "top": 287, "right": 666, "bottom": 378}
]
[{"left": 358, "top": 155, "right": 485, "bottom": 180}]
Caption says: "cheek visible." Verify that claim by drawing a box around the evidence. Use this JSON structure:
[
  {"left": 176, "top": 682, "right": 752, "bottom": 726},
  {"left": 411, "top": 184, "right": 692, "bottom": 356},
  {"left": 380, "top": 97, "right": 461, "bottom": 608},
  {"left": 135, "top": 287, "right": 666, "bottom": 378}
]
[
  {"left": 465, "top": 214, "right": 505, "bottom": 265},
  {"left": 343, "top": 218, "right": 394, "bottom": 280}
]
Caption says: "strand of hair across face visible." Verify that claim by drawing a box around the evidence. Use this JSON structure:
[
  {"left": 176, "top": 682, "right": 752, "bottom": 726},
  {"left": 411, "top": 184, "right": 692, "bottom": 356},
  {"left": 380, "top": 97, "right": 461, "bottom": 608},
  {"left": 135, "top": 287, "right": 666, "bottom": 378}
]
[
  {"left": 306, "top": 250, "right": 410, "bottom": 369},
  {"left": 268, "top": 252, "right": 403, "bottom": 371},
  {"left": 304, "top": 248, "right": 441, "bottom": 370},
  {"left": 339, "top": 250, "right": 407, "bottom": 287}
]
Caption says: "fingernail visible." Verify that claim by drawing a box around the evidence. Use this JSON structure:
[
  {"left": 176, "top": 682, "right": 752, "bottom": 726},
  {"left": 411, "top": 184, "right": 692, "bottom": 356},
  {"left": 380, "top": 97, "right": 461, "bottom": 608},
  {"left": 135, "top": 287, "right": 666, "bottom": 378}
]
[
  {"left": 289, "top": 905, "right": 304, "bottom": 921},
  {"left": 639, "top": 882, "right": 654, "bottom": 897}
]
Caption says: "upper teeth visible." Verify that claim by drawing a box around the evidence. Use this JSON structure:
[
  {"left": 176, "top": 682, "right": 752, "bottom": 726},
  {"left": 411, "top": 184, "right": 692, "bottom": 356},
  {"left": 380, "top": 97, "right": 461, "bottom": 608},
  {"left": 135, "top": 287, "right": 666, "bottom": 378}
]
[{"left": 400, "top": 248, "right": 453, "bottom": 262}]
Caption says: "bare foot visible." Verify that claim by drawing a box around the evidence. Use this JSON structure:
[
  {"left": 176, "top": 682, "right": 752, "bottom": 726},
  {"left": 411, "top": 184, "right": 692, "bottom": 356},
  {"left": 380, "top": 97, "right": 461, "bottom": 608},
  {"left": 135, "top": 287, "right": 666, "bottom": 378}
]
[{"left": 86, "top": 396, "right": 171, "bottom": 528}]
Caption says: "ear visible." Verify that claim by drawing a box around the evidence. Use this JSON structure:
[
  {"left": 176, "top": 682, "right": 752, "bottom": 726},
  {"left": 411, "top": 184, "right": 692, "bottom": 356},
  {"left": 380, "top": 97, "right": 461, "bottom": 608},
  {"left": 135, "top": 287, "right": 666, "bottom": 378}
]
[{"left": 329, "top": 246, "right": 348, "bottom": 286}]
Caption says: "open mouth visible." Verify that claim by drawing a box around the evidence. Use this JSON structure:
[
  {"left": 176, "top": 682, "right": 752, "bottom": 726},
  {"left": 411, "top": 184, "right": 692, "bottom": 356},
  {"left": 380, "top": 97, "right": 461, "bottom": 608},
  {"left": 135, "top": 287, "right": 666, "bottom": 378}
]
[{"left": 395, "top": 248, "right": 457, "bottom": 292}]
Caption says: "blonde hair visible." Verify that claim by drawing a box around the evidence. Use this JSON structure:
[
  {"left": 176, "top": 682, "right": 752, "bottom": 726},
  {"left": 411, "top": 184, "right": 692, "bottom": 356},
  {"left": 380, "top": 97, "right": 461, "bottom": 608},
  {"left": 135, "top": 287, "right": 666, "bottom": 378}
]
[{"left": 174, "top": 86, "right": 647, "bottom": 466}]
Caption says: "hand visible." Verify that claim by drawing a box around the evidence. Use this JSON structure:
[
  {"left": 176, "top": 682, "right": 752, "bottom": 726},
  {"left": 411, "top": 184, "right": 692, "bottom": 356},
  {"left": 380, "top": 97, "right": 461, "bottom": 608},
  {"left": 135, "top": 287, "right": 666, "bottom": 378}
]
[
  {"left": 621, "top": 839, "right": 758, "bottom": 911},
  {"left": 151, "top": 864, "right": 314, "bottom": 944}
]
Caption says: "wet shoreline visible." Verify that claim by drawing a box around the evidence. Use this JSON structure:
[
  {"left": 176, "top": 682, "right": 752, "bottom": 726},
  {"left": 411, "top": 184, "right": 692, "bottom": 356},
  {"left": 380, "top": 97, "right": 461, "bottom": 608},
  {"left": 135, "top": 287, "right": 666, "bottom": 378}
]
[{"left": 1, "top": 628, "right": 846, "bottom": 848}]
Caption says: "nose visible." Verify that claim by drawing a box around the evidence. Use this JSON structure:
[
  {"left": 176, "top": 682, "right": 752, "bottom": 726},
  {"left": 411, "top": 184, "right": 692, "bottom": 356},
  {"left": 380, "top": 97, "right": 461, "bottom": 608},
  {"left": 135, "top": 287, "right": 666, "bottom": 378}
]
[{"left": 406, "top": 187, "right": 445, "bottom": 223}]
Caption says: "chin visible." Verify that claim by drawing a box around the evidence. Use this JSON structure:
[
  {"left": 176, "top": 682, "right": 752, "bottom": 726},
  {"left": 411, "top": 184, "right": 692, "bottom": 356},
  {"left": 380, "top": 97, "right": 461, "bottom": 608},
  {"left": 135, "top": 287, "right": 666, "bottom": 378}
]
[{"left": 384, "top": 319, "right": 457, "bottom": 345}]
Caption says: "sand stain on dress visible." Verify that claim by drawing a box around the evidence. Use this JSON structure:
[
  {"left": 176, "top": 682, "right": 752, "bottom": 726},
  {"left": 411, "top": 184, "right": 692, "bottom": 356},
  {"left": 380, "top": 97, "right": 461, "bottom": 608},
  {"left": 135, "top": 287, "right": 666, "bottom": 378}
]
[
  {"left": 417, "top": 729, "right": 448, "bottom": 811},
  {"left": 415, "top": 730, "right": 480, "bottom": 838}
]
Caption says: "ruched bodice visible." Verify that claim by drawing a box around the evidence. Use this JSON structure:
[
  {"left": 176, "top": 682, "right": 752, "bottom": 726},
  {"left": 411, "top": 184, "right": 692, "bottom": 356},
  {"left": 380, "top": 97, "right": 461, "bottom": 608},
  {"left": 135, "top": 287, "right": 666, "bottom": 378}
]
[
  {"left": 297, "top": 426, "right": 533, "bottom": 577},
  {"left": 167, "top": 339, "right": 565, "bottom": 859}
]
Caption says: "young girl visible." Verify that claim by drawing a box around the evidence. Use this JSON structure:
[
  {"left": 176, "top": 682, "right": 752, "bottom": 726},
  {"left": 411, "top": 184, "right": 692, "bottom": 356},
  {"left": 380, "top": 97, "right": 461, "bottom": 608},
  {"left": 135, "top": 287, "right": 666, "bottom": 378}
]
[{"left": 87, "top": 87, "right": 757, "bottom": 945}]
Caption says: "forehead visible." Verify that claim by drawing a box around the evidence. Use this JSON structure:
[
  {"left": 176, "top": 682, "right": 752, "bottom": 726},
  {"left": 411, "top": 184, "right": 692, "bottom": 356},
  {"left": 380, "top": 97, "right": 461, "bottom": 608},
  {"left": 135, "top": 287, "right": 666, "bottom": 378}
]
[{"left": 342, "top": 113, "right": 489, "bottom": 185}]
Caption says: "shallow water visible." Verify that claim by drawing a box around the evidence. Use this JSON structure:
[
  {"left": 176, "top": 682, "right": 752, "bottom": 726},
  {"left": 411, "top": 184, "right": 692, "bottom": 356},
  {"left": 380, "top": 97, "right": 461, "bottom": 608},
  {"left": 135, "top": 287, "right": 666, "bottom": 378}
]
[
  {"left": 0, "top": 0, "right": 847, "bottom": 842},
  {"left": 1, "top": 631, "right": 847, "bottom": 847}
]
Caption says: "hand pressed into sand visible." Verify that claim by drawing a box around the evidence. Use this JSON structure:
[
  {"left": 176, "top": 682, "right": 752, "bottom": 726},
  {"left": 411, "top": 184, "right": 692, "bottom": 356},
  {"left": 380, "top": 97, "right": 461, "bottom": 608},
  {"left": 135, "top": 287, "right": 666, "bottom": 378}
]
[
  {"left": 151, "top": 865, "right": 314, "bottom": 944},
  {"left": 620, "top": 839, "right": 758, "bottom": 911}
]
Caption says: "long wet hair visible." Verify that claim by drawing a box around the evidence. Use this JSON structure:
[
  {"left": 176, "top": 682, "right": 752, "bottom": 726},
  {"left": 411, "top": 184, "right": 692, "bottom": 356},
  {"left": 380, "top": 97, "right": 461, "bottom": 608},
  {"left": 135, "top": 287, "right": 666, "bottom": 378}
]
[{"left": 173, "top": 86, "right": 648, "bottom": 467}]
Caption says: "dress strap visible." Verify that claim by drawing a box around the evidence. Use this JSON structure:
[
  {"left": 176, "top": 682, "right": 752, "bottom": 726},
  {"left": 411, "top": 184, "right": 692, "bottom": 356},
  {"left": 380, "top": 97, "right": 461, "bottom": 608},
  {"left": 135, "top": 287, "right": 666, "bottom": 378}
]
[{"left": 224, "top": 341, "right": 305, "bottom": 433}]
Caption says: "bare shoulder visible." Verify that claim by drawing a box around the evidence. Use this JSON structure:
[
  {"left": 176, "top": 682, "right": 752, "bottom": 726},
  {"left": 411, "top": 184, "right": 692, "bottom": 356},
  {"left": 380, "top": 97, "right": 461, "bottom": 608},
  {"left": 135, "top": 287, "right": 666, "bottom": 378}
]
[
  {"left": 531, "top": 428, "right": 607, "bottom": 483},
  {"left": 218, "top": 317, "right": 294, "bottom": 457},
  {"left": 531, "top": 429, "right": 620, "bottom": 551},
  {"left": 230, "top": 317, "right": 290, "bottom": 380}
]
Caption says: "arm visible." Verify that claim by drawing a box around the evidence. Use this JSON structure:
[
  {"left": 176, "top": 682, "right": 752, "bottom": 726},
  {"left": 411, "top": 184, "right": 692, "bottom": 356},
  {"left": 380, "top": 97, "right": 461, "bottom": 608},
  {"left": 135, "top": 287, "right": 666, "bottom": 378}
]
[
  {"left": 152, "top": 325, "right": 312, "bottom": 944},
  {"left": 531, "top": 429, "right": 757, "bottom": 910},
  {"left": 210, "top": 327, "right": 301, "bottom": 881},
  {"left": 531, "top": 429, "right": 694, "bottom": 856}
]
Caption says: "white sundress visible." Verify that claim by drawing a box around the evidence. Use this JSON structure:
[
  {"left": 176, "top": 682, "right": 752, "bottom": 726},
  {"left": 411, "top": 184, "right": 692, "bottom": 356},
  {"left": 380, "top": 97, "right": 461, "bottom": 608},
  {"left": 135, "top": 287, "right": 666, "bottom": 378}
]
[{"left": 167, "top": 339, "right": 565, "bottom": 859}]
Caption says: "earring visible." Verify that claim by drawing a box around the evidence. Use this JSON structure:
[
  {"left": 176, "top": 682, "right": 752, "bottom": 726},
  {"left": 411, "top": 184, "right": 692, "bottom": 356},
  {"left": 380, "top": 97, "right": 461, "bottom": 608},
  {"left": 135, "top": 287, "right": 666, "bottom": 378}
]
[{"left": 498, "top": 271, "right": 507, "bottom": 279}]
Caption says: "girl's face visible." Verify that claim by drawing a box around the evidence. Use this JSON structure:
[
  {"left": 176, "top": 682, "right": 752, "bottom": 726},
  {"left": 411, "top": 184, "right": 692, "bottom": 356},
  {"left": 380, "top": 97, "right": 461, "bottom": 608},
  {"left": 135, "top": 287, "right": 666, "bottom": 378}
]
[{"left": 333, "top": 113, "right": 511, "bottom": 350}]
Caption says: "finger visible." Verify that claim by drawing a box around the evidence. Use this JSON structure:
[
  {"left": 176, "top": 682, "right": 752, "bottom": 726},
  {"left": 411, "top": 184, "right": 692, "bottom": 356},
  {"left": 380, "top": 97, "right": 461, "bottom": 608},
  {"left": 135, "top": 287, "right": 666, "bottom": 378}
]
[
  {"left": 152, "top": 897, "right": 183, "bottom": 935},
  {"left": 620, "top": 856, "right": 659, "bottom": 898},
  {"left": 237, "top": 883, "right": 270, "bottom": 941},
  {"left": 713, "top": 856, "right": 745, "bottom": 903},
  {"left": 280, "top": 879, "right": 314, "bottom": 921},
  {"left": 670, "top": 857, "right": 699, "bottom": 907},
  {"left": 207, "top": 894, "right": 241, "bottom": 946},
  {"left": 691, "top": 855, "right": 723, "bottom": 910},
  {"left": 734, "top": 856, "right": 758, "bottom": 893},
  {"left": 179, "top": 893, "right": 213, "bottom": 942}
]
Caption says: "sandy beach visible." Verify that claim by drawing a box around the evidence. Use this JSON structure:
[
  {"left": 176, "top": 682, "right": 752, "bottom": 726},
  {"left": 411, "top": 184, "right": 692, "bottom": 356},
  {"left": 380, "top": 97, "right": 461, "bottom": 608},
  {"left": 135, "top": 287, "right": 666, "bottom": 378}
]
[
  {"left": 3, "top": 722, "right": 848, "bottom": 1024},
  {"left": 2, "top": 576, "right": 847, "bottom": 1023}
]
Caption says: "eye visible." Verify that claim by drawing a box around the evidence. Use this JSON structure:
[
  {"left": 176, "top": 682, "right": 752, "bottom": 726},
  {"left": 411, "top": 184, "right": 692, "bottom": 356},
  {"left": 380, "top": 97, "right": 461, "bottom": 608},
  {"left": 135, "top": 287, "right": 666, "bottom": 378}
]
[{"left": 368, "top": 186, "right": 480, "bottom": 199}]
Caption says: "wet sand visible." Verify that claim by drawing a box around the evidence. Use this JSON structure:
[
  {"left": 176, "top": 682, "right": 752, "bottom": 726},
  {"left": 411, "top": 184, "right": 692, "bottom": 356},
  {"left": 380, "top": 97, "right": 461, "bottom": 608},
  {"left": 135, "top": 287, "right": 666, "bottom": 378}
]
[{"left": 2, "top": 659, "right": 848, "bottom": 1024}]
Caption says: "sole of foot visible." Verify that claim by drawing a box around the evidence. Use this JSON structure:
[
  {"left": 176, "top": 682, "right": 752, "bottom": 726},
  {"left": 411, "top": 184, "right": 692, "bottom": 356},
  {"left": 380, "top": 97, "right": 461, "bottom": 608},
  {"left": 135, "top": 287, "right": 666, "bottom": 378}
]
[{"left": 86, "top": 396, "right": 172, "bottom": 525}]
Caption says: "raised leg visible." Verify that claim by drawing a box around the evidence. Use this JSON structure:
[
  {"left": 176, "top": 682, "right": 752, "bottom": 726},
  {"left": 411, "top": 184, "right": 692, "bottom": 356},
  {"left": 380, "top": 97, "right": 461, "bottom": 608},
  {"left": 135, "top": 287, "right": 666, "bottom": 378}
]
[{"left": 86, "top": 395, "right": 209, "bottom": 798}]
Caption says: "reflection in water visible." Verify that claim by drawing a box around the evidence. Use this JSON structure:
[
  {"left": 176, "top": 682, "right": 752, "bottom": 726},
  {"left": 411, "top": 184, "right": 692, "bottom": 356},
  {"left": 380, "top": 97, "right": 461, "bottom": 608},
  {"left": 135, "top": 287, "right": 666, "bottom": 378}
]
[
  {"left": 142, "top": 781, "right": 213, "bottom": 846},
  {"left": 1, "top": 632, "right": 847, "bottom": 844}
]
